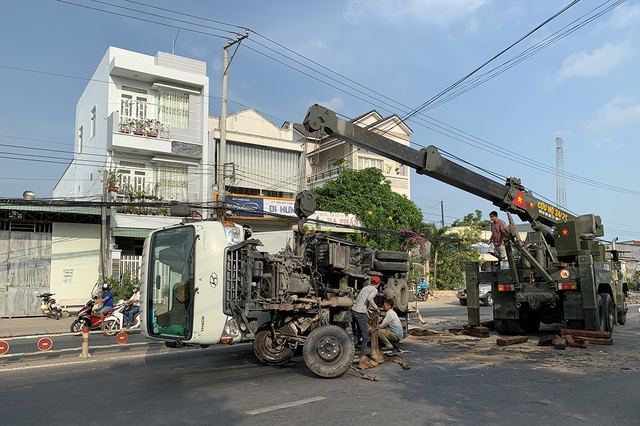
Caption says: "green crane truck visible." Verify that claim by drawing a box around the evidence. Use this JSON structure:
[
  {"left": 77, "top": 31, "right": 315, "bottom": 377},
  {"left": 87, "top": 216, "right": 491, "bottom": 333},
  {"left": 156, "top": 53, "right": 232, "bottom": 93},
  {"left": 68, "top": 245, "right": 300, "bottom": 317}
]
[{"left": 303, "top": 104, "right": 628, "bottom": 335}]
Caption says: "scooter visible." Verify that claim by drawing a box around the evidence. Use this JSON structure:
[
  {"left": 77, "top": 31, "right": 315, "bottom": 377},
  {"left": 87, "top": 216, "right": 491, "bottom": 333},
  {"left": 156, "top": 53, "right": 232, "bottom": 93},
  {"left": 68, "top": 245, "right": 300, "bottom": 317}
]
[
  {"left": 69, "top": 299, "right": 114, "bottom": 333},
  {"left": 101, "top": 299, "right": 141, "bottom": 335},
  {"left": 36, "top": 292, "right": 62, "bottom": 320}
]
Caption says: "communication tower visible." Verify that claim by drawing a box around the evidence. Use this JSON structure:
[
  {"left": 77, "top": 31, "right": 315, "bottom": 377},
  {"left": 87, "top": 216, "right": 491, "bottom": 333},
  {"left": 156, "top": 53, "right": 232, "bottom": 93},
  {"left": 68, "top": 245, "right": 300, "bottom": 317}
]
[{"left": 556, "top": 137, "right": 567, "bottom": 208}]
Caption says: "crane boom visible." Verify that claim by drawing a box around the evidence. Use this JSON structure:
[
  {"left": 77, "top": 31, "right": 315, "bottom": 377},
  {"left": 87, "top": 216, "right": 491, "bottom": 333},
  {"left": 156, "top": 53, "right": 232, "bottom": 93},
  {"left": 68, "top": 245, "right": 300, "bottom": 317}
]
[{"left": 303, "top": 104, "right": 575, "bottom": 228}]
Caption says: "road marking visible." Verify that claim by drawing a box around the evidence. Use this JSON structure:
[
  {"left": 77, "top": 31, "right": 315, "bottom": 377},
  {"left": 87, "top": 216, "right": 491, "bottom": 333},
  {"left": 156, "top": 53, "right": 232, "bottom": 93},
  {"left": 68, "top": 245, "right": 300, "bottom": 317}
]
[{"left": 245, "top": 396, "right": 327, "bottom": 415}]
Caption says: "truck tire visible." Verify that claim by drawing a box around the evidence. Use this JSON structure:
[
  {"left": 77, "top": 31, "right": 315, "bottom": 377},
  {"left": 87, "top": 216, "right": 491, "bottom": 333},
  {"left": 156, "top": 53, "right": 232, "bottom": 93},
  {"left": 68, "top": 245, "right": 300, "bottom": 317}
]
[
  {"left": 394, "top": 281, "right": 410, "bottom": 312},
  {"left": 373, "top": 260, "right": 409, "bottom": 273},
  {"left": 602, "top": 293, "right": 615, "bottom": 332},
  {"left": 303, "top": 325, "right": 354, "bottom": 378},
  {"left": 459, "top": 298, "right": 467, "bottom": 306},
  {"left": 375, "top": 251, "right": 409, "bottom": 261},
  {"left": 617, "top": 305, "right": 627, "bottom": 325},
  {"left": 506, "top": 319, "right": 525, "bottom": 335},
  {"left": 253, "top": 328, "right": 294, "bottom": 366},
  {"left": 596, "top": 294, "right": 606, "bottom": 332},
  {"left": 494, "top": 319, "right": 509, "bottom": 335}
]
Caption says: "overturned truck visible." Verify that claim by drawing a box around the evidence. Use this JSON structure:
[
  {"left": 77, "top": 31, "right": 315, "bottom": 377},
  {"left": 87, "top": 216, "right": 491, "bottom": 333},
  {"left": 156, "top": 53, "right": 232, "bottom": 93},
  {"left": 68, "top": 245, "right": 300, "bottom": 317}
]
[{"left": 140, "top": 193, "right": 411, "bottom": 378}]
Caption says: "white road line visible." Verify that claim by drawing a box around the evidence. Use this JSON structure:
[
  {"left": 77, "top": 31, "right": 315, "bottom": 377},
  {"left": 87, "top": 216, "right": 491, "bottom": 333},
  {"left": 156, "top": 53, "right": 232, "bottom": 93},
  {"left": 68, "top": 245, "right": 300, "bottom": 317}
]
[{"left": 245, "top": 396, "right": 327, "bottom": 415}]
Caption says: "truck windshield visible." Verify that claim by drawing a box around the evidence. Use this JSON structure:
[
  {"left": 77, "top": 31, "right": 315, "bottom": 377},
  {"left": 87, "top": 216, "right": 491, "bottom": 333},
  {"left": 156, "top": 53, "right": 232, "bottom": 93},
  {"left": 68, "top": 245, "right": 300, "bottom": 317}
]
[{"left": 146, "top": 225, "right": 195, "bottom": 339}]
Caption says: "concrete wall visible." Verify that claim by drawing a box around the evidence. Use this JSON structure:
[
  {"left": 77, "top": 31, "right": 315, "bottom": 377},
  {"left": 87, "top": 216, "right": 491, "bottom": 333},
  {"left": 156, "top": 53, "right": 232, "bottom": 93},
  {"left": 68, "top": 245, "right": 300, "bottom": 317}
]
[{"left": 51, "top": 223, "right": 101, "bottom": 308}]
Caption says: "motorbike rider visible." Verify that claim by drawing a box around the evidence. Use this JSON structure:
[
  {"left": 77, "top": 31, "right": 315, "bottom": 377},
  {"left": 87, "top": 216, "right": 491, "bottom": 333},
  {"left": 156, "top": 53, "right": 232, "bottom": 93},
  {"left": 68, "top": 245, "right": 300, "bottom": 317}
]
[
  {"left": 418, "top": 277, "right": 429, "bottom": 299},
  {"left": 122, "top": 283, "right": 141, "bottom": 330},
  {"left": 94, "top": 283, "right": 114, "bottom": 324}
]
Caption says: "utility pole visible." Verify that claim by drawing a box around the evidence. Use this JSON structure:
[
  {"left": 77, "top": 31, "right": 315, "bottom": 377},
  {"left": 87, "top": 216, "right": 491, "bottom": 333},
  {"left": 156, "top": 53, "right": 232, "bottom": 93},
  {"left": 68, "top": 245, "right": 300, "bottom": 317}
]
[
  {"left": 440, "top": 200, "right": 445, "bottom": 227},
  {"left": 217, "top": 30, "right": 249, "bottom": 218},
  {"left": 100, "top": 169, "right": 108, "bottom": 282}
]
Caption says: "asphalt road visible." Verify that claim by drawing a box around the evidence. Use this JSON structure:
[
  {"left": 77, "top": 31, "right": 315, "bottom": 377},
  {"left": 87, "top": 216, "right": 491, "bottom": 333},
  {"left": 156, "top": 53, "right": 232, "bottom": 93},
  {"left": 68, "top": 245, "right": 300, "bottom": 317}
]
[{"left": 1, "top": 296, "right": 639, "bottom": 425}]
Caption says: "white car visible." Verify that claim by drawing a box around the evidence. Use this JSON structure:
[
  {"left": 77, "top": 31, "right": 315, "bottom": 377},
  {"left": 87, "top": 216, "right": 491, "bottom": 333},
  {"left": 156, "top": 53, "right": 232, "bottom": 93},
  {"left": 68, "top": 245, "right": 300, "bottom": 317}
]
[{"left": 457, "top": 283, "right": 493, "bottom": 306}]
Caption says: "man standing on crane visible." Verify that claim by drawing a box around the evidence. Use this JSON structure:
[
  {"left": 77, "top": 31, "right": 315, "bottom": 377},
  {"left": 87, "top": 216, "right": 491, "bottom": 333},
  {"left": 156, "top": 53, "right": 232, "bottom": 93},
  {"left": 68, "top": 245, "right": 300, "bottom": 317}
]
[{"left": 489, "top": 211, "right": 507, "bottom": 261}]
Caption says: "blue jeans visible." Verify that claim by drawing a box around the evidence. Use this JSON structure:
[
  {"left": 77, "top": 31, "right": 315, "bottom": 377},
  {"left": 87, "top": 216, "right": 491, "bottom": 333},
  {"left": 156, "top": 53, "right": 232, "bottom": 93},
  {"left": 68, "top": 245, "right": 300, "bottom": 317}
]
[
  {"left": 123, "top": 306, "right": 139, "bottom": 326},
  {"left": 352, "top": 310, "right": 369, "bottom": 357}
]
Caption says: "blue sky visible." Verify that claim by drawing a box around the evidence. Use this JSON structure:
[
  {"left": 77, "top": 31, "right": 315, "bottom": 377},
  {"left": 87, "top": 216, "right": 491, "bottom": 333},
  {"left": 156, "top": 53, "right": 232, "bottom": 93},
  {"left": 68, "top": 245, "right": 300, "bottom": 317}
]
[{"left": 2, "top": 0, "right": 640, "bottom": 241}]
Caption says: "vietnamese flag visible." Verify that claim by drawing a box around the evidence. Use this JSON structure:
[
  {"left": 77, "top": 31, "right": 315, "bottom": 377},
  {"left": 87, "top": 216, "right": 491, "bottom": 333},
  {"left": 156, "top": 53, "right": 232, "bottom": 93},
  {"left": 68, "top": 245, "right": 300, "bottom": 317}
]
[{"left": 512, "top": 190, "right": 527, "bottom": 209}]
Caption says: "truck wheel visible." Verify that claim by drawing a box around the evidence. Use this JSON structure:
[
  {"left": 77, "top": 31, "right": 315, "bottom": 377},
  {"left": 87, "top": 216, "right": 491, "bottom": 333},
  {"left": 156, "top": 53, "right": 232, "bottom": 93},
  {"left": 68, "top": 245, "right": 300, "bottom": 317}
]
[
  {"left": 303, "top": 325, "right": 354, "bottom": 378},
  {"left": 596, "top": 294, "right": 606, "bottom": 332},
  {"left": 617, "top": 306, "right": 627, "bottom": 325},
  {"left": 253, "top": 329, "right": 294, "bottom": 366},
  {"left": 602, "top": 293, "right": 615, "bottom": 332},
  {"left": 459, "top": 299, "right": 467, "bottom": 306},
  {"left": 506, "top": 319, "right": 525, "bottom": 335},
  {"left": 373, "top": 260, "right": 409, "bottom": 273},
  {"left": 494, "top": 319, "right": 509, "bottom": 335},
  {"left": 375, "top": 251, "right": 409, "bottom": 261},
  {"left": 395, "top": 282, "right": 410, "bottom": 311}
]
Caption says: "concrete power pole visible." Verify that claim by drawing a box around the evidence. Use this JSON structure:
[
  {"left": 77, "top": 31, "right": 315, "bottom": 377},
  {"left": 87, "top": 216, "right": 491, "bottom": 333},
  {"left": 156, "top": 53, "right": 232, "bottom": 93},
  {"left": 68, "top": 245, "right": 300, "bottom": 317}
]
[{"left": 217, "top": 31, "right": 248, "bottom": 218}]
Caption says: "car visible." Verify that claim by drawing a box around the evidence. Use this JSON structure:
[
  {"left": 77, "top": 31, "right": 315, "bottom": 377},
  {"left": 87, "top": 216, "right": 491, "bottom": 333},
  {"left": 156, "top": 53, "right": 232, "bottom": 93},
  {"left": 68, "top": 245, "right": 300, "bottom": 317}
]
[{"left": 456, "top": 283, "right": 493, "bottom": 306}]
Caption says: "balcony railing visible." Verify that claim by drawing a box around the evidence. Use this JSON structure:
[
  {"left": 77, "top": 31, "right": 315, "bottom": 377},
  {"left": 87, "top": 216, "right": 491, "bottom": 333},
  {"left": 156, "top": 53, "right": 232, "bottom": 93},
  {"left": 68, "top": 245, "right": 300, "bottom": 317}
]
[
  {"left": 118, "top": 117, "right": 171, "bottom": 139},
  {"left": 306, "top": 167, "right": 343, "bottom": 184}
]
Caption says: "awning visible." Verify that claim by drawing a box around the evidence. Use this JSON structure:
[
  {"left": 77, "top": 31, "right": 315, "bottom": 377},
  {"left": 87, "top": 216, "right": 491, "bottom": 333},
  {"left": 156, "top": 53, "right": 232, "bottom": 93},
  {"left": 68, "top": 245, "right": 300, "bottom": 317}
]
[{"left": 111, "top": 227, "right": 152, "bottom": 238}]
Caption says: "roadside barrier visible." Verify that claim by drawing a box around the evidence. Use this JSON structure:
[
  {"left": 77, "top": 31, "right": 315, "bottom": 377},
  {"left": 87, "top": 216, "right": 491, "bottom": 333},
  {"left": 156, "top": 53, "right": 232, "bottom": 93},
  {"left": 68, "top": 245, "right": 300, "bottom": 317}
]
[{"left": 0, "top": 329, "right": 157, "bottom": 359}]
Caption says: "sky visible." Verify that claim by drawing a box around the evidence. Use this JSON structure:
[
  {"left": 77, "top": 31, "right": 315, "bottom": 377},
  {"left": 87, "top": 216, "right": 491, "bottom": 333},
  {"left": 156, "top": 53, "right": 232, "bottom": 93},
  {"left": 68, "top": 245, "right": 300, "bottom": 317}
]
[{"left": 1, "top": 0, "right": 640, "bottom": 241}]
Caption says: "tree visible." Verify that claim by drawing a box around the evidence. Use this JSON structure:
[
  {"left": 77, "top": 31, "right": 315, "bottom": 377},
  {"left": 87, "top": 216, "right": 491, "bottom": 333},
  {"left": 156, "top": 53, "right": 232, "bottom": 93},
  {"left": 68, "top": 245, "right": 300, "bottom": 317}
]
[
  {"left": 314, "top": 168, "right": 423, "bottom": 250},
  {"left": 451, "top": 209, "right": 491, "bottom": 230},
  {"left": 434, "top": 227, "right": 483, "bottom": 289}
]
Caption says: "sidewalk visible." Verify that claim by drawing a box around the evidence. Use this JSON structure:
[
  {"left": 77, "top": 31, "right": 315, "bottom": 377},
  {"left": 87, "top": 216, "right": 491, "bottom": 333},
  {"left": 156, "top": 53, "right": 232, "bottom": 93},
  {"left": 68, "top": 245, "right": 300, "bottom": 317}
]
[{"left": 0, "top": 313, "right": 76, "bottom": 338}]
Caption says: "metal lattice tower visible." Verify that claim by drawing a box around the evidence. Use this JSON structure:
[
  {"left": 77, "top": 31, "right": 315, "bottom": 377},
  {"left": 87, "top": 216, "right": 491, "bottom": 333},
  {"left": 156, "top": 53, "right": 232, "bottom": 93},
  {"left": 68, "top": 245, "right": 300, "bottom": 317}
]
[{"left": 556, "top": 137, "right": 567, "bottom": 208}]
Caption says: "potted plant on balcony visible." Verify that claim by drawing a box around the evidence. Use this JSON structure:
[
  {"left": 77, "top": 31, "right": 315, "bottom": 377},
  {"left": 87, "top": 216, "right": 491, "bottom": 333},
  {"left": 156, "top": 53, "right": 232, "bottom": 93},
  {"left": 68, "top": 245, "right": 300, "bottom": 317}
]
[
  {"left": 145, "top": 118, "right": 160, "bottom": 137},
  {"left": 133, "top": 118, "right": 145, "bottom": 136},
  {"left": 106, "top": 169, "right": 120, "bottom": 194}
]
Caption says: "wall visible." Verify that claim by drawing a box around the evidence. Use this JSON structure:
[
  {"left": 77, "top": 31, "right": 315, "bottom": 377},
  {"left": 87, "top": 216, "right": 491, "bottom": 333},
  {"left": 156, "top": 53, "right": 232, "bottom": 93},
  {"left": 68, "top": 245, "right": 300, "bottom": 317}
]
[{"left": 50, "top": 223, "right": 101, "bottom": 308}]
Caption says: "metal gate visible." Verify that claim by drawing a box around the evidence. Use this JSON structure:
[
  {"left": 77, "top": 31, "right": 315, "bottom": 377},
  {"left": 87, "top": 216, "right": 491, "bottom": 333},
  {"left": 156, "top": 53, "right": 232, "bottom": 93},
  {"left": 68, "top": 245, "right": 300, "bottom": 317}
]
[{"left": 0, "top": 225, "right": 52, "bottom": 317}]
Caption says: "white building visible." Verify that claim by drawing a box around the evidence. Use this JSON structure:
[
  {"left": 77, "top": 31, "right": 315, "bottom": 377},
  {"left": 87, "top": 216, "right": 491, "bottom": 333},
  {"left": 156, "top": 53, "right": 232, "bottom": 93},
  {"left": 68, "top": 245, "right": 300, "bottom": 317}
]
[{"left": 54, "top": 46, "right": 210, "bottom": 206}]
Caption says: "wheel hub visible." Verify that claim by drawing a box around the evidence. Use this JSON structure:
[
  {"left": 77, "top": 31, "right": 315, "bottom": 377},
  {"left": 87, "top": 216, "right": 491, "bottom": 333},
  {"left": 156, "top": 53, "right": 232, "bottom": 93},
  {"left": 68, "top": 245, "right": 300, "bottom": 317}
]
[{"left": 316, "top": 336, "right": 341, "bottom": 362}]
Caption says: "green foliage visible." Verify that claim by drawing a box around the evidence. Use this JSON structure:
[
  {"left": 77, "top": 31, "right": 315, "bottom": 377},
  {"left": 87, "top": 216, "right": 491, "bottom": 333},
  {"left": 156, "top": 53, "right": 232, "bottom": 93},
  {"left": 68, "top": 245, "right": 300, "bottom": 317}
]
[
  {"left": 103, "top": 269, "right": 141, "bottom": 302},
  {"left": 314, "top": 168, "right": 423, "bottom": 250},
  {"left": 433, "top": 227, "right": 483, "bottom": 290},
  {"left": 451, "top": 209, "right": 491, "bottom": 230}
]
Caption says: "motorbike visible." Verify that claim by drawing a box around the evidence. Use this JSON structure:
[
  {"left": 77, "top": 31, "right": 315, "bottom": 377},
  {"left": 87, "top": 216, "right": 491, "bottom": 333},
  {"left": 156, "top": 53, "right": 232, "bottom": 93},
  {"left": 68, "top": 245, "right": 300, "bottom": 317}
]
[
  {"left": 69, "top": 299, "right": 114, "bottom": 333},
  {"left": 414, "top": 287, "right": 428, "bottom": 301},
  {"left": 414, "top": 287, "right": 433, "bottom": 302},
  {"left": 36, "top": 292, "right": 62, "bottom": 320},
  {"left": 101, "top": 299, "right": 141, "bottom": 335}
]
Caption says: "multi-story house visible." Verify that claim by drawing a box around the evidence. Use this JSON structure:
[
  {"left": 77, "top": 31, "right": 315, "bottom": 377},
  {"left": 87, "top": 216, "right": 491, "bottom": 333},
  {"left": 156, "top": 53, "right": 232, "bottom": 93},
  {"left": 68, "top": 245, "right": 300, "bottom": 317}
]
[
  {"left": 54, "top": 46, "right": 210, "bottom": 257},
  {"left": 302, "top": 110, "right": 412, "bottom": 198}
]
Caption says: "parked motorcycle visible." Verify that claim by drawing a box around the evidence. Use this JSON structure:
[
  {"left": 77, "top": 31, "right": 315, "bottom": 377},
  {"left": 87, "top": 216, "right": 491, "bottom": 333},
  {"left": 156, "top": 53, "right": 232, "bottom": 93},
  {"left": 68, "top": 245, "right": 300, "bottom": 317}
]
[
  {"left": 36, "top": 292, "right": 62, "bottom": 320},
  {"left": 101, "top": 299, "right": 141, "bottom": 335},
  {"left": 69, "top": 299, "right": 114, "bottom": 332}
]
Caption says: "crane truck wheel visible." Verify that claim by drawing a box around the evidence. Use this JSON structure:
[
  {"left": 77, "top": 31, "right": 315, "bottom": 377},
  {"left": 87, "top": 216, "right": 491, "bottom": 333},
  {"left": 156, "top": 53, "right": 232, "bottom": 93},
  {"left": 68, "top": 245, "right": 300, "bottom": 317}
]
[
  {"left": 602, "top": 293, "right": 615, "bottom": 332},
  {"left": 253, "top": 328, "right": 294, "bottom": 366},
  {"left": 595, "top": 294, "right": 606, "bottom": 332},
  {"left": 506, "top": 319, "right": 525, "bottom": 335},
  {"left": 494, "top": 319, "right": 508, "bottom": 335},
  {"left": 303, "top": 325, "right": 354, "bottom": 378},
  {"left": 617, "top": 305, "right": 627, "bottom": 325}
]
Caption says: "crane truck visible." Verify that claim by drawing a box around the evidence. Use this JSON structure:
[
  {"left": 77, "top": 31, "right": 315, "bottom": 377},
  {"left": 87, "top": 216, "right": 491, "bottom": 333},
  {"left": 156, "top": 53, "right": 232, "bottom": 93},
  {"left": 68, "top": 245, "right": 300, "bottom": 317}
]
[
  {"left": 140, "top": 190, "right": 412, "bottom": 378},
  {"left": 303, "top": 104, "right": 628, "bottom": 336}
]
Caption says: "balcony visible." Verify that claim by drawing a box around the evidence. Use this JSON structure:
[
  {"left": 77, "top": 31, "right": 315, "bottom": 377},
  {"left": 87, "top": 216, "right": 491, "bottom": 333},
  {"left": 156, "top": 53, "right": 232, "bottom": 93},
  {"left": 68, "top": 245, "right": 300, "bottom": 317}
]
[{"left": 117, "top": 116, "right": 171, "bottom": 139}]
